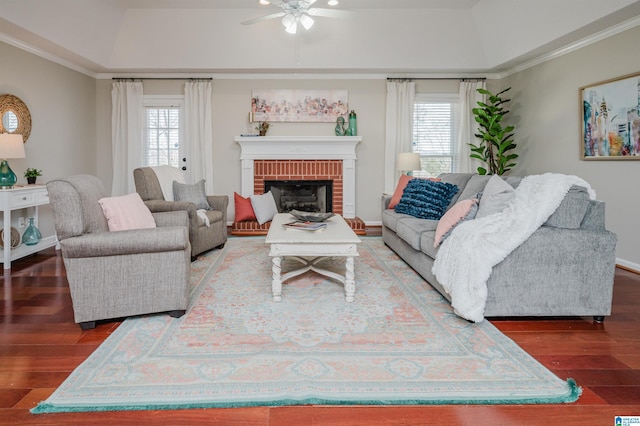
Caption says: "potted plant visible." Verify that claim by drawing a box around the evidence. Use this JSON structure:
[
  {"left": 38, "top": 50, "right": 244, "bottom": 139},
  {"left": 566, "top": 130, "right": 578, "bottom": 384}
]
[
  {"left": 469, "top": 87, "right": 518, "bottom": 175},
  {"left": 255, "top": 120, "right": 270, "bottom": 136},
  {"left": 24, "top": 168, "right": 42, "bottom": 184}
]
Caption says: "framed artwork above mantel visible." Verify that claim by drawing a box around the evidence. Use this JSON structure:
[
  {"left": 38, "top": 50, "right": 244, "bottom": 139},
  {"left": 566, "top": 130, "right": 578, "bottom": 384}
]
[
  {"left": 580, "top": 71, "right": 640, "bottom": 160},
  {"left": 251, "top": 89, "right": 348, "bottom": 123}
]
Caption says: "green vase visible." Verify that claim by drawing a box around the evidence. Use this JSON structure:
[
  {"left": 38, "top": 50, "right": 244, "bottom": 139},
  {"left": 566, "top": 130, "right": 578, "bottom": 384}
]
[
  {"left": 347, "top": 110, "right": 357, "bottom": 136},
  {"left": 22, "top": 217, "right": 42, "bottom": 246}
]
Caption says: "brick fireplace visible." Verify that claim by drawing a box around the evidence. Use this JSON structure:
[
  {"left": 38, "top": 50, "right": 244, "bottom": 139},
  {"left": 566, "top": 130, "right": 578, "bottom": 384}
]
[{"left": 233, "top": 136, "right": 363, "bottom": 235}]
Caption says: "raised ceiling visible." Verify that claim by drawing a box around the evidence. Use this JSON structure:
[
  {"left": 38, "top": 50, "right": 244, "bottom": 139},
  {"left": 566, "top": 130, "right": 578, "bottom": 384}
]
[{"left": 1, "top": 0, "right": 639, "bottom": 77}]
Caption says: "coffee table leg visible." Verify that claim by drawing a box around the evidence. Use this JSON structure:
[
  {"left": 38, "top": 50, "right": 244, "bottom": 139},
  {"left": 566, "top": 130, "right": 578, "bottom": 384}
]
[
  {"left": 272, "top": 256, "right": 282, "bottom": 302},
  {"left": 345, "top": 256, "right": 355, "bottom": 302}
]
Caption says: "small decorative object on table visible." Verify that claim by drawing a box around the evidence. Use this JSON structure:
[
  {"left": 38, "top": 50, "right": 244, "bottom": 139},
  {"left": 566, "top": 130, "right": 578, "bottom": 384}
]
[
  {"left": 0, "top": 227, "right": 21, "bottom": 249},
  {"left": 21, "top": 217, "right": 42, "bottom": 246},
  {"left": 283, "top": 220, "right": 328, "bottom": 231},
  {"left": 24, "top": 168, "right": 42, "bottom": 185},
  {"left": 289, "top": 209, "right": 334, "bottom": 222}
]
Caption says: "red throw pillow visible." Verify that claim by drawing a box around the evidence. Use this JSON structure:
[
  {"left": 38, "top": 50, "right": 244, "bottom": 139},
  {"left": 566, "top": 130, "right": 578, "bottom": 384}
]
[
  {"left": 234, "top": 192, "right": 257, "bottom": 222},
  {"left": 388, "top": 175, "right": 441, "bottom": 209}
]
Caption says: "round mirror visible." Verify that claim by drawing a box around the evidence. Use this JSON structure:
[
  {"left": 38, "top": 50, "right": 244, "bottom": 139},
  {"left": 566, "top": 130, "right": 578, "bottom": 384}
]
[
  {"left": 0, "top": 94, "right": 32, "bottom": 142},
  {"left": 2, "top": 111, "right": 18, "bottom": 132}
]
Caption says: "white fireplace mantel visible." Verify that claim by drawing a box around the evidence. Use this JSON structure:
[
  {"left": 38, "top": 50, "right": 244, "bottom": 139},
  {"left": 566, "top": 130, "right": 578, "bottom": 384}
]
[{"left": 235, "top": 136, "right": 361, "bottom": 218}]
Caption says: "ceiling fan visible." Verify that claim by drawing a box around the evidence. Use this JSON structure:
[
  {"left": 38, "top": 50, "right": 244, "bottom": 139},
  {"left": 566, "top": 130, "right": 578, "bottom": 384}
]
[{"left": 242, "top": 0, "right": 349, "bottom": 34}]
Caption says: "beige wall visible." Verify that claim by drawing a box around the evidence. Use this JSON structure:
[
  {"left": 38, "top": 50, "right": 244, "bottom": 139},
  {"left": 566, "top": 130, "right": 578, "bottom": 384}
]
[
  {"left": 1, "top": 42, "right": 96, "bottom": 237},
  {"left": 501, "top": 25, "right": 640, "bottom": 267}
]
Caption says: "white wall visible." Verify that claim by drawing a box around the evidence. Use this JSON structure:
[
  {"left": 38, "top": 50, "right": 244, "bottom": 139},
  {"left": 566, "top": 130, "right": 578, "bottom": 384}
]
[
  {"left": 0, "top": 41, "right": 96, "bottom": 237},
  {"left": 502, "top": 25, "right": 640, "bottom": 268}
]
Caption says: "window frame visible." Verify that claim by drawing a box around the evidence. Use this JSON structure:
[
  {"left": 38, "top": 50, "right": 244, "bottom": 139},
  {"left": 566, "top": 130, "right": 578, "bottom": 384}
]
[
  {"left": 412, "top": 93, "right": 459, "bottom": 177},
  {"left": 143, "top": 95, "right": 185, "bottom": 168}
]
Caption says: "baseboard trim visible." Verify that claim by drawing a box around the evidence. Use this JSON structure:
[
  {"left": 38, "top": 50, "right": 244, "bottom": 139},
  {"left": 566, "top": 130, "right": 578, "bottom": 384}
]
[{"left": 616, "top": 258, "right": 640, "bottom": 275}]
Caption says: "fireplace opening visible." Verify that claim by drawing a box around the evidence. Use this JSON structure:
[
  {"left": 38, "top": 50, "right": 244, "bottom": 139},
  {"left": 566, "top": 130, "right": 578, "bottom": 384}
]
[{"left": 265, "top": 180, "right": 333, "bottom": 213}]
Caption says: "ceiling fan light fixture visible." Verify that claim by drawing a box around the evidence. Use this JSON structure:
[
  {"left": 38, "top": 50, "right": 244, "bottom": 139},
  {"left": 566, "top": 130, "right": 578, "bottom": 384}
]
[
  {"left": 282, "top": 13, "right": 296, "bottom": 28},
  {"left": 328, "top": 0, "right": 339, "bottom": 6},
  {"left": 285, "top": 21, "right": 298, "bottom": 34},
  {"left": 258, "top": 0, "right": 270, "bottom": 5},
  {"left": 300, "top": 14, "right": 314, "bottom": 30}
]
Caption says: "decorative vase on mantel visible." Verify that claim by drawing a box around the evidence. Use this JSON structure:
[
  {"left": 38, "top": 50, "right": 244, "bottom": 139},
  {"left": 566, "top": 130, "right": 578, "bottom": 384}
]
[{"left": 22, "top": 217, "right": 42, "bottom": 246}]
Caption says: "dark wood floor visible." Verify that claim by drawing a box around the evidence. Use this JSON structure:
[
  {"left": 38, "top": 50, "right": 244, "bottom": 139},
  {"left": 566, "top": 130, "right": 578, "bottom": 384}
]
[{"left": 1, "top": 245, "right": 639, "bottom": 425}]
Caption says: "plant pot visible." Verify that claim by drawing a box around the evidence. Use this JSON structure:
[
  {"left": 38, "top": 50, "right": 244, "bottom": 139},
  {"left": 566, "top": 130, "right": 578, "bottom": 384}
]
[{"left": 27, "top": 177, "right": 37, "bottom": 185}]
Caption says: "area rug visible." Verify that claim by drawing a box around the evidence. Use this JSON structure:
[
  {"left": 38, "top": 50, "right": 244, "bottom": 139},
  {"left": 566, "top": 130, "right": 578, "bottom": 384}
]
[{"left": 32, "top": 237, "right": 579, "bottom": 413}]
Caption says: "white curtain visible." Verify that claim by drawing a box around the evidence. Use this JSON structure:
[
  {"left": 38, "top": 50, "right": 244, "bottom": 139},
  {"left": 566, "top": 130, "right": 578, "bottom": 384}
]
[
  {"left": 456, "top": 80, "right": 486, "bottom": 173},
  {"left": 384, "top": 81, "right": 415, "bottom": 193},
  {"left": 184, "top": 81, "right": 214, "bottom": 193},
  {"left": 111, "top": 81, "right": 143, "bottom": 196}
]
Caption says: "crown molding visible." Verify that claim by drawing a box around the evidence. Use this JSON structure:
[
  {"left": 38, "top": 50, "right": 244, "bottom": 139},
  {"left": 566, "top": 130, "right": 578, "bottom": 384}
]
[
  {"left": 0, "top": 32, "right": 97, "bottom": 78},
  {"left": 498, "top": 14, "right": 640, "bottom": 79}
]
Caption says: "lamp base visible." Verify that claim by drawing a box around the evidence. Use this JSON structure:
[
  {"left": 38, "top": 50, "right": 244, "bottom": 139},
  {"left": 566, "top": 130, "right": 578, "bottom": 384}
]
[{"left": 0, "top": 160, "right": 18, "bottom": 189}]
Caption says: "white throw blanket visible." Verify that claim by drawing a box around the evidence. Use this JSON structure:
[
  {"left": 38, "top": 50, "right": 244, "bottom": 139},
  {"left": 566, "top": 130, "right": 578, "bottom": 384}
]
[
  {"left": 432, "top": 173, "right": 595, "bottom": 323},
  {"left": 150, "top": 165, "right": 185, "bottom": 202}
]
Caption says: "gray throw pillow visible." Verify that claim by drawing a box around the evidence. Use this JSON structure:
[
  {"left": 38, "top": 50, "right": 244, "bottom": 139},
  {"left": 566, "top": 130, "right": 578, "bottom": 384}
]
[
  {"left": 475, "top": 175, "right": 515, "bottom": 219},
  {"left": 173, "top": 179, "right": 210, "bottom": 210}
]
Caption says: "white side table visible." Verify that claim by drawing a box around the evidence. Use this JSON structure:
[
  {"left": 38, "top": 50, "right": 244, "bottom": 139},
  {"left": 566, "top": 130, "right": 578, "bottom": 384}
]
[{"left": 0, "top": 185, "right": 57, "bottom": 269}]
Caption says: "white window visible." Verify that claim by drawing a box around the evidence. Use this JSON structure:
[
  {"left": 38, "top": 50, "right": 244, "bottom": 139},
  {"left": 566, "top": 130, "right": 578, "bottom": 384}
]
[
  {"left": 143, "top": 96, "right": 184, "bottom": 168},
  {"left": 412, "top": 94, "right": 459, "bottom": 177}
]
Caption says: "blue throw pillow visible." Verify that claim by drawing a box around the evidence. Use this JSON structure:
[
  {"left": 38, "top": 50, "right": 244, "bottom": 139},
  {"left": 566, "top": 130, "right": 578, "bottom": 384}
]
[{"left": 394, "top": 179, "right": 459, "bottom": 220}]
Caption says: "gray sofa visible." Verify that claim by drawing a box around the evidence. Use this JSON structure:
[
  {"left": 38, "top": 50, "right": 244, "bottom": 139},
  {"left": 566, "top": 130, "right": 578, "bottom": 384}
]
[{"left": 382, "top": 173, "right": 617, "bottom": 322}]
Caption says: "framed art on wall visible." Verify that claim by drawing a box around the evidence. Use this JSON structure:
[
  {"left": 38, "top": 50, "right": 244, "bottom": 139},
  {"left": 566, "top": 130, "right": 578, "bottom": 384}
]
[
  {"left": 580, "top": 71, "right": 640, "bottom": 160},
  {"left": 251, "top": 89, "right": 348, "bottom": 123}
]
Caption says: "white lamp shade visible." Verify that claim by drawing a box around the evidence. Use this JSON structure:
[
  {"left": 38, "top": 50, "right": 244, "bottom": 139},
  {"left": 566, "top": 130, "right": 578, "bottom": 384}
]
[
  {"left": 0, "top": 133, "right": 26, "bottom": 159},
  {"left": 397, "top": 152, "right": 421, "bottom": 171}
]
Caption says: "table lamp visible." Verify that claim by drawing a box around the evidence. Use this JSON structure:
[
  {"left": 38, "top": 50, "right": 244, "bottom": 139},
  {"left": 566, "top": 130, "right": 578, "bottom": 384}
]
[
  {"left": 0, "top": 133, "right": 26, "bottom": 189},
  {"left": 397, "top": 152, "right": 421, "bottom": 176}
]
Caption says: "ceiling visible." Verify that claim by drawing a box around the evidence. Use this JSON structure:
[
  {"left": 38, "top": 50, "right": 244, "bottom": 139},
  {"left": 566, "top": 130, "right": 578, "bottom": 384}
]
[{"left": 1, "top": 0, "right": 639, "bottom": 78}]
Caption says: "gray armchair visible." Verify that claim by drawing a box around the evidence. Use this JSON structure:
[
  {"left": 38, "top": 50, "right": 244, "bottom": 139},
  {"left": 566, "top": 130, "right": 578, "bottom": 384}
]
[
  {"left": 133, "top": 167, "right": 228, "bottom": 259},
  {"left": 46, "top": 175, "right": 191, "bottom": 330}
]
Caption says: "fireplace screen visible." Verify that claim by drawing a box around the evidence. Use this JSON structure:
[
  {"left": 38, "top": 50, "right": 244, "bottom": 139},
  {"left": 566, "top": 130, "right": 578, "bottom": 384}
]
[{"left": 265, "top": 180, "right": 333, "bottom": 213}]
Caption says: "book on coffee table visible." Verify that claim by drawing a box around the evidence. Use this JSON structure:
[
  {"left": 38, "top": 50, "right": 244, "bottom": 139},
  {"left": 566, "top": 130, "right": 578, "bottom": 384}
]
[{"left": 283, "top": 220, "right": 328, "bottom": 231}]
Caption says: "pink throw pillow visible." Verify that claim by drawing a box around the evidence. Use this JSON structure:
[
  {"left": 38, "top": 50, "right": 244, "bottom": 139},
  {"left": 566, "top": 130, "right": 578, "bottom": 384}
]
[
  {"left": 234, "top": 192, "right": 257, "bottom": 222},
  {"left": 98, "top": 193, "right": 156, "bottom": 231},
  {"left": 388, "top": 175, "right": 442, "bottom": 209},
  {"left": 434, "top": 198, "right": 479, "bottom": 247}
]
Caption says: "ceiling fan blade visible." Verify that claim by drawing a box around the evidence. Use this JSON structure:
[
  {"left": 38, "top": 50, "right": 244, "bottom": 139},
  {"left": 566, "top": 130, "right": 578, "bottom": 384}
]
[
  {"left": 241, "top": 12, "right": 286, "bottom": 26},
  {"left": 307, "top": 8, "right": 352, "bottom": 19}
]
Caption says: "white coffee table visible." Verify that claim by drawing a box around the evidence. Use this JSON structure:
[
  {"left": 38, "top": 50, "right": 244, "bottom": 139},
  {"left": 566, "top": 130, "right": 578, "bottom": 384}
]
[{"left": 265, "top": 213, "right": 361, "bottom": 302}]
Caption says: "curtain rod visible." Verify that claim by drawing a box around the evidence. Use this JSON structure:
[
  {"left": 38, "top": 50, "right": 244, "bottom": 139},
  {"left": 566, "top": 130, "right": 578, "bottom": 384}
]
[
  {"left": 112, "top": 77, "right": 213, "bottom": 81},
  {"left": 386, "top": 77, "right": 486, "bottom": 82}
]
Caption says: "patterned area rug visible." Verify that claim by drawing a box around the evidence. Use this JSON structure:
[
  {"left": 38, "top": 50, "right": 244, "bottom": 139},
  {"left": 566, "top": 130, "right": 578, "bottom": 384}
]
[{"left": 33, "top": 237, "right": 579, "bottom": 413}]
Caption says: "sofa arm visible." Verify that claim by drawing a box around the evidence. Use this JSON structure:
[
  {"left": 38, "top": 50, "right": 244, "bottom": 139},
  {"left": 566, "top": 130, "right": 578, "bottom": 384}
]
[
  {"left": 152, "top": 210, "right": 189, "bottom": 228},
  {"left": 207, "top": 195, "right": 229, "bottom": 212},
  {"left": 381, "top": 194, "right": 392, "bottom": 210},
  {"left": 60, "top": 227, "right": 190, "bottom": 259}
]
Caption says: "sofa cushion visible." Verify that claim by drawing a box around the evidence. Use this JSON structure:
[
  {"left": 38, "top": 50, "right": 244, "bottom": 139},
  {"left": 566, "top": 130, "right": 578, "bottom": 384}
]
[
  {"left": 98, "top": 192, "right": 157, "bottom": 232},
  {"left": 396, "top": 217, "right": 439, "bottom": 251},
  {"left": 234, "top": 192, "right": 257, "bottom": 222},
  {"left": 382, "top": 209, "right": 414, "bottom": 232},
  {"left": 434, "top": 197, "right": 480, "bottom": 247},
  {"left": 543, "top": 185, "right": 590, "bottom": 229},
  {"left": 173, "top": 179, "right": 211, "bottom": 210},
  {"left": 420, "top": 230, "right": 439, "bottom": 258},
  {"left": 388, "top": 175, "right": 441, "bottom": 209},
  {"left": 394, "top": 179, "right": 459, "bottom": 220},
  {"left": 250, "top": 191, "right": 278, "bottom": 225},
  {"left": 437, "top": 173, "right": 473, "bottom": 207},
  {"left": 456, "top": 175, "right": 491, "bottom": 201},
  {"left": 476, "top": 175, "right": 515, "bottom": 219}
]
